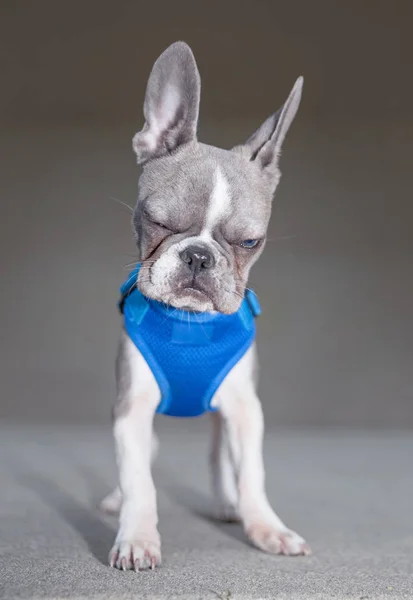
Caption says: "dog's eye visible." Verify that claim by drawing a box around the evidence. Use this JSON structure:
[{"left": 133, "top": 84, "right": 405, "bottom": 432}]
[
  {"left": 150, "top": 217, "right": 170, "bottom": 230},
  {"left": 154, "top": 221, "right": 169, "bottom": 230},
  {"left": 239, "top": 239, "right": 260, "bottom": 249},
  {"left": 143, "top": 210, "right": 171, "bottom": 231}
]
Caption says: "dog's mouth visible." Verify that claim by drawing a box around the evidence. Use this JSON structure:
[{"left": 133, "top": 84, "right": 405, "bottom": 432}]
[
  {"left": 179, "top": 284, "right": 211, "bottom": 300},
  {"left": 171, "top": 284, "right": 214, "bottom": 311},
  {"left": 184, "top": 285, "right": 208, "bottom": 296}
]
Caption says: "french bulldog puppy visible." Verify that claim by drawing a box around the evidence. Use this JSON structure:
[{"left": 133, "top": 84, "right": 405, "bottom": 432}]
[{"left": 101, "top": 41, "right": 309, "bottom": 571}]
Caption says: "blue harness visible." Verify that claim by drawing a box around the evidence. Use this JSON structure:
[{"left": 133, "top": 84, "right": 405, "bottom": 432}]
[{"left": 119, "top": 266, "right": 261, "bottom": 418}]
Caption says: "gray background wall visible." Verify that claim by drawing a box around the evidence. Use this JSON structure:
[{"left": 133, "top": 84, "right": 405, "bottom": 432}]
[{"left": 1, "top": 0, "right": 412, "bottom": 426}]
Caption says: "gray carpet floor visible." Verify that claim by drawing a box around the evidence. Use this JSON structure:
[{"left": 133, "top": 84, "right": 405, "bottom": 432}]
[{"left": 1, "top": 420, "right": 412, "bottom": 599}]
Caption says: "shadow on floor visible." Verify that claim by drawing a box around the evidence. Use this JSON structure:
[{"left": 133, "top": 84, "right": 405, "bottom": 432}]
[
  {"left": 158, "top": 468, "right": 249, "bottom": 546},
  {"left": 8, "top": 458, "right": 250, "bottom": 568},
  {"left": 10, "top": 462, "right": 115, "bottom": 566}
]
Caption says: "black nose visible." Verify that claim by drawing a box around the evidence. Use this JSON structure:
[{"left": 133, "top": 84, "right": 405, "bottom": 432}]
[{"left": 180, "top": 245, "right": 215, "bottom": 274}]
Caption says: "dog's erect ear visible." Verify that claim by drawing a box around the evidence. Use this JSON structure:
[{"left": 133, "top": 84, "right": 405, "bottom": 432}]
[
  {"left": 132, "top": 41, "right": 201, "bottom": 164},
  {"left": 234, "top": 77, "right": 303, "bottom": 185}
]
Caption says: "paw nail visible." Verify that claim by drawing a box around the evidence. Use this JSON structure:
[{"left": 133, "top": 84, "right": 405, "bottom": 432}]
[{"left": 109, "top": 552, "right": 117, "bottom": 568}]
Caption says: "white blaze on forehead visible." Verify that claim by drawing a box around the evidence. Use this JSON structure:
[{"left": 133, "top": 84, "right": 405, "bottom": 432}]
[{"left": 203, "top": 167, "right": 231, "bottom": 235}]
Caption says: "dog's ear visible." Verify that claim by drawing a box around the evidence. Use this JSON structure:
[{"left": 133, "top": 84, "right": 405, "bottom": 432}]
[
  {"left": 133, "top": 41, "right": 201, "bottom": 164},
  {"left": 233, "top": 77, "right": 303, "bottom": 187}
]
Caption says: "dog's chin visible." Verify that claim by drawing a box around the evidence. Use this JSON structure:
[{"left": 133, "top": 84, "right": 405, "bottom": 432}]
[
  {"left": 168, "top": 287, "right": 215, "bottom": 313},
  {"left": 139, "top": 281, "right": 215, "bottom": 312},
  {"left": 168, "top": 286, "right": 244, "bottom": 315},
  {"left": 139, "top": 281, "right": 243, "bottom": 315}
]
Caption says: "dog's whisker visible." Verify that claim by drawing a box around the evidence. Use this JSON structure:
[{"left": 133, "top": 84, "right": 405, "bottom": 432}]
[
  {"left": 232, "top": 291, "right": 244, "bottom": 299},
  {"left": 160, "top": 306, "right": 178, "bottom": 326},
  {"left": 123, "top": 260, "right": 157, "bottom": 271},
  {"left": 222, "top": 287, "right": 245, "bottom": 302},
  {"left": 232, "top": 279, "right": 260, "bottom": 299},
  {"left": 191, "top": 310, "right": 211, "bottom": 341},
  {"left": 123, "top": 259, "right": 141, "bottom": 267},
  {"left": 110, "top": 197, "right": 134, "bottom": 213}
]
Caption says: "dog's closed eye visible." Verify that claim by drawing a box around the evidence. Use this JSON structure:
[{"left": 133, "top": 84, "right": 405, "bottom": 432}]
[
  {"left": 144, "top": 209, "right": 176, "bottom": 233},
  {"left": 153, "top": 220, "right": 170, "bottom": 230}
]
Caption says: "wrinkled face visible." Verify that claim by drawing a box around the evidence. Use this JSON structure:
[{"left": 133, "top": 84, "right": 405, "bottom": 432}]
[
  {"left": 134, "top": 144, "right": 273, "bottom": 313},
  {"left": 130, "top": 41, "right": 303, "bottom": 313}
]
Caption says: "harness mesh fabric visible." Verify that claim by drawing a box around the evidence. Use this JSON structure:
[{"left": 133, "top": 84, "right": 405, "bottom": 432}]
[{"left": 120, "top": 267, "right": 260, "bottom": 417}]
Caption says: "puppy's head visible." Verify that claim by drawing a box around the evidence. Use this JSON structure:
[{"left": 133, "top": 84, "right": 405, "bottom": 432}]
[{"left": 132, "top": 42, "right": 303, "bottom": 314}]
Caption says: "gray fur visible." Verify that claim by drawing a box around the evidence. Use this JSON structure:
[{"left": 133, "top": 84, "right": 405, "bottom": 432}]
[
  {"left": 132, "top": 42, "right": 200, "bottom": 164},
  {"left": 232, "top": 76, "right": 303, "bottom": 192},
  {"left": 131, "top": 42, "right": 303, "bottom": 314}
]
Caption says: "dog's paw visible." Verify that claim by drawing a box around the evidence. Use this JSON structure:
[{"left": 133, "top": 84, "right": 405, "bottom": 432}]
[
  {"left": 109, "top": 536, "right": 161, "bottom": 571},
  {"left": 246, "top": 523, "right": 311, "bottom": 556},
  {"left": 99, "top": 487, "right": 122, "bottom": 515}
]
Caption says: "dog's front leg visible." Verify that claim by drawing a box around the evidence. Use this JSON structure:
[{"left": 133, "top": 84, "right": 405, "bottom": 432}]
[
  {"left": 217, "top": 346, "right": 310, "bottom": 556},
  {"left": 109, "top": 330, "right": 161, "bottom": 571},
  {"left": 210, "top": 411, "right": 240, "bottom": 522}
]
